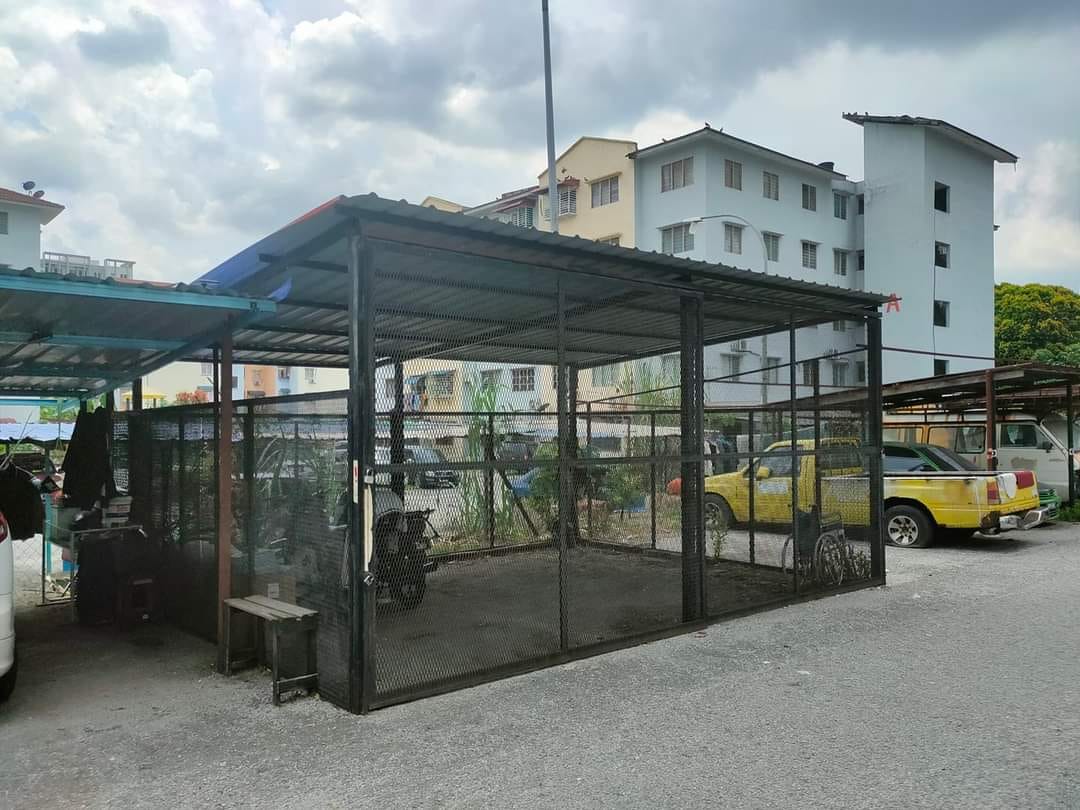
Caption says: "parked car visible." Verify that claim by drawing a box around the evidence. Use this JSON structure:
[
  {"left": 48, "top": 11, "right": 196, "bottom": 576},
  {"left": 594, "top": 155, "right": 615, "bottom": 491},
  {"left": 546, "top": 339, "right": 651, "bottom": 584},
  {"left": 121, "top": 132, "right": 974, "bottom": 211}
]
[
  {"left": 405, "top": 446, "right": 459, "bottom": 488},
  {"left": 497, "top": 441, "right": 536, "bottom": 474},
  {"left": 884, "top": 441, "right": 1060, "bottom": 523},
  {"left": 702, "top": 438, "right": 1044, "bottom": 549},
  {"left": 884, "top": 414, "right": 1078, "bottom": 497}
]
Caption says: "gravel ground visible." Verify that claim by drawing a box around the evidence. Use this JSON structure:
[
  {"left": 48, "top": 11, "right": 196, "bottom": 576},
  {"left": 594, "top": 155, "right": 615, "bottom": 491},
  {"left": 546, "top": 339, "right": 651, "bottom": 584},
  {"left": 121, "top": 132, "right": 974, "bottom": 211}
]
[{"left": 2, "top": 523, "right": 1079, "bottom": 809}]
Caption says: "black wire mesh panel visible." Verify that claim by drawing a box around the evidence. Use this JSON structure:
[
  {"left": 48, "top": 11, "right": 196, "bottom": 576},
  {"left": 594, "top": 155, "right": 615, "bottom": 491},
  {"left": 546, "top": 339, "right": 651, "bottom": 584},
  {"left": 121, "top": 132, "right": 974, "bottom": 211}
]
[
  {"left": 245, "top": 397, "right": 352, "bottom": 710},
  {"left": 111, "top": 413, "right": 129, "bottom": 493}
]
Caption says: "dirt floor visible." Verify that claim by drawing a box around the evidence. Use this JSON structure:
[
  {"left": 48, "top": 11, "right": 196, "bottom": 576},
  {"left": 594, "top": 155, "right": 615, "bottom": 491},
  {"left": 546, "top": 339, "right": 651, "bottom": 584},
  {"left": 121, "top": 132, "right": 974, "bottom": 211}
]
[{"left": 373, "top": 544, "right": 795, "bottom": 698}]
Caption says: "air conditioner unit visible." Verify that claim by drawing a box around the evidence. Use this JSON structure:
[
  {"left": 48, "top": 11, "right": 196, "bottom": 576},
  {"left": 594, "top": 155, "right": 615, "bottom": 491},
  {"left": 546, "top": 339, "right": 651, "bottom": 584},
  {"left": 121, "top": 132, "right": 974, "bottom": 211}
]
[{"left": 729, "top": 340, "right": 751, "bottom": 353}]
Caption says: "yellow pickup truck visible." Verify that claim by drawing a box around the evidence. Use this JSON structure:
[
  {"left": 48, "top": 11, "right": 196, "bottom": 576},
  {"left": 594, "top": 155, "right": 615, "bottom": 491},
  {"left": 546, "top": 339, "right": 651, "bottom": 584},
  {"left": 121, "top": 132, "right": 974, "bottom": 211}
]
[{"left": 703, "top": 439, "right": 1043, "bottom": 548}]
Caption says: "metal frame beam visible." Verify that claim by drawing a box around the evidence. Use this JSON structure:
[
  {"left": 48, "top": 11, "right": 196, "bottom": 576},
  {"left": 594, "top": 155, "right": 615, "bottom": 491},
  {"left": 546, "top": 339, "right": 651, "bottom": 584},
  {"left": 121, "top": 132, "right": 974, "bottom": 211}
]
[
  {"left": 0, "top": 332, "right": 186, "bottom": 352},
  {"left": 0, "top": 273, "right": 277, "bottom": 313}
]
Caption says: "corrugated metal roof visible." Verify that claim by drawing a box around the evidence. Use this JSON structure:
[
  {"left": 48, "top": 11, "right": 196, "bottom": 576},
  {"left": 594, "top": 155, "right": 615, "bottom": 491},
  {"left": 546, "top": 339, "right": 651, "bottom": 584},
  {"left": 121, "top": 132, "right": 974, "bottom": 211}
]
[
  {"left": 842, "top": 113, "right": 1018, "bottom": 163},
  {"left": 0, "top": 268, "right": 275, "bottom": 397},
  {"left": 195, "top": 193, "right": 887, "bottom": 370}
]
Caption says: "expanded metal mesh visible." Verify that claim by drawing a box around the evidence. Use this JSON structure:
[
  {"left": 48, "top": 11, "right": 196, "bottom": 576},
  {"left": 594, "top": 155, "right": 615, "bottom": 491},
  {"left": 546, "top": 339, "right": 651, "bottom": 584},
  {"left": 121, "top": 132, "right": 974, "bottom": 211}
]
[{"left": 120, "top": 285, "right": 883, "bottom": 711}]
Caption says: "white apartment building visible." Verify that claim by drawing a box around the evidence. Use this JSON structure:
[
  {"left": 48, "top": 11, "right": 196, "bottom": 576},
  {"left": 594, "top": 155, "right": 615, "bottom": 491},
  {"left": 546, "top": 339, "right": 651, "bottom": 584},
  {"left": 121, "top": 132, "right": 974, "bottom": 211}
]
[
  {"left": 0, "top": 186, "right": 65, "bottom": 271},
  {"left": 41, "top": 251, "right": 135, "bottom": 280},
  {"left": 631, "top": 114, "right": 1016, "bottom": 402}
]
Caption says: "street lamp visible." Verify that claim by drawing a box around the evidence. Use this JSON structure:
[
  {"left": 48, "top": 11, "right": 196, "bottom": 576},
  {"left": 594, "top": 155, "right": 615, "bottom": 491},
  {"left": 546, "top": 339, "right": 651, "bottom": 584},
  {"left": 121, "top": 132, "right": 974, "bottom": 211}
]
[{"left": 686, "top": 214, "right": 772, "bottom": 405}]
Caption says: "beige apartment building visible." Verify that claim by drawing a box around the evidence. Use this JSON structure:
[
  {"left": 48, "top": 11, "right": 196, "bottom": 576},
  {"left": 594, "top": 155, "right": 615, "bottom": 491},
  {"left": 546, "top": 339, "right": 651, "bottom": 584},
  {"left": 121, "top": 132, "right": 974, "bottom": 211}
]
[
  {"left": 536, "top": 137, "right": 637, "bottom": 248},
  {"left": 398, "top": 137, "right": 646, "bottom": 413}
]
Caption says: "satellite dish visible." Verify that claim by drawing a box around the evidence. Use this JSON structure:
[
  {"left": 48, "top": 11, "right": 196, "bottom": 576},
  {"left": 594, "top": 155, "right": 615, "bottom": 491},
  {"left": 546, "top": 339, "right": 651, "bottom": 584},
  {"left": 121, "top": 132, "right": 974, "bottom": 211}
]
[
  {"left": 22, "top": 181, "right": 35, "bottom": 191},
  {"left": 32, "top": 190, "right": 45, "bottom": 199}
]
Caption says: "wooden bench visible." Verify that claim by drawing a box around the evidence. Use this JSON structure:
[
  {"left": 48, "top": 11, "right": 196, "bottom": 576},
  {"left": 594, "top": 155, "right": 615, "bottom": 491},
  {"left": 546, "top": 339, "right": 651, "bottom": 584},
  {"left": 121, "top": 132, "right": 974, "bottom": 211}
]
[{"left": 223, "top": 595, "right": 318, "bottom": 705}]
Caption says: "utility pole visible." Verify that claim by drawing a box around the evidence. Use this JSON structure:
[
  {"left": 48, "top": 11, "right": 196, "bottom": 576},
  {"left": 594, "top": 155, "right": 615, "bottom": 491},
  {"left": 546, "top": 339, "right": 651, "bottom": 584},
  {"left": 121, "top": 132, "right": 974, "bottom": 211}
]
[{"left": 541, "top": 0, "right": 559, "bottom": 234}]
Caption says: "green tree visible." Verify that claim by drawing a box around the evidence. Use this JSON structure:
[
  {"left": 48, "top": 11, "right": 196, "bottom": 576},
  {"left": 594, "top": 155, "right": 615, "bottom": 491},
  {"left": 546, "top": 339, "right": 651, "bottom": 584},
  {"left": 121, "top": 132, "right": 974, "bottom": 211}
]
[{"left": 995, "top": 282, "right": 1080, "bottom": 364}]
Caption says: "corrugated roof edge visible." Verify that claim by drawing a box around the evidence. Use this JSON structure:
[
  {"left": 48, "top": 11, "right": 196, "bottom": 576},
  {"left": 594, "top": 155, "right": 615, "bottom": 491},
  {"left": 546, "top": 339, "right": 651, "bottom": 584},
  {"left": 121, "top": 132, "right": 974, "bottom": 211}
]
[
  {"left": 335, "top": 192, "right": 890, "bottom": 308},
  {"left": 0, "top": 265, "right": 256, "bottom": 298},
  {"left": 842, "top": 113, "right": 1018, "bottom": 163}
]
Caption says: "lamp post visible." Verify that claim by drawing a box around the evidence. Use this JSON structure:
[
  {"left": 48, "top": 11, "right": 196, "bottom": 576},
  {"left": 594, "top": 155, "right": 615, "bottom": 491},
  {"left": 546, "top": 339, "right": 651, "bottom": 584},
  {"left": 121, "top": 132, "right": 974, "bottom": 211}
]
[{"left": 687, "top": 214, "right": 772, "bottom": 406}]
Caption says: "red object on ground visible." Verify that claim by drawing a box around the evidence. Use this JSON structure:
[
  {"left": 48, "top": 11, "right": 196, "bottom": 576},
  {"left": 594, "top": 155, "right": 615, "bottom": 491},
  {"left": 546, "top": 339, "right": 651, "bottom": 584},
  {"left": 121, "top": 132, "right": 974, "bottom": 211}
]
[{"left": 667, "top": 477, "right": 682, "bottom": 496}]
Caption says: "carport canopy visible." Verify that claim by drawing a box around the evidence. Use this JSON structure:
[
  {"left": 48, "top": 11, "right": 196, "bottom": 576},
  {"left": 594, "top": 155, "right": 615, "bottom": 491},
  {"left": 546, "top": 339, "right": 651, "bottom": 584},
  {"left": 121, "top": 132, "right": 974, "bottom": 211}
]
[
  {"left": 192, "top": 193, "right": 889, "bottom": 369},
  {"left": 0, "top": 267, "right": 276, "bottom": 400}
]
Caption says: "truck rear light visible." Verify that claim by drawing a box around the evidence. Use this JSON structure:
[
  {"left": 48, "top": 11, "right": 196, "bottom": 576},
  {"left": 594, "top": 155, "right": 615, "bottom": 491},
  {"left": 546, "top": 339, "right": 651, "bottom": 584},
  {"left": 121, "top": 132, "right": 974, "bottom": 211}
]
[
  {"left": 1015, "top": 470, "right": 1035, "bottom": 489},
  {"left": 987, "top": 480, "right": 1000, "bottom": 504}
]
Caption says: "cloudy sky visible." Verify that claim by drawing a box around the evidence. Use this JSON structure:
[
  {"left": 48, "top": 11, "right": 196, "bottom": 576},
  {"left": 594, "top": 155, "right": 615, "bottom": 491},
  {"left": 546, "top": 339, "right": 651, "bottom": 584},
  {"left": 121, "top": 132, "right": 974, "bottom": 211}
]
[{"left": 2, "top": 0, "right": 1078, "bottom": 287}]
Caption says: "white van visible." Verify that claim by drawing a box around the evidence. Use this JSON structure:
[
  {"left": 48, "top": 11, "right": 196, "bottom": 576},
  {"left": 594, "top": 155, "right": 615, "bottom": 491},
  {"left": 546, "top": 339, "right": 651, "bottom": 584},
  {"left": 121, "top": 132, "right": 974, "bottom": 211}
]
[{"left": 883, "top": 413, "right": 1078, "bottom": 495}]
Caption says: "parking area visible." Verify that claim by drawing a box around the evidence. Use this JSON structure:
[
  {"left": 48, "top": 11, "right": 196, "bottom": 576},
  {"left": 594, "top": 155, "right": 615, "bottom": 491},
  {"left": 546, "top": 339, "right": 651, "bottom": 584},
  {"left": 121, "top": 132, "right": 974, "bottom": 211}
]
[{"left": 3, "top": 521, "right": 1077, "bottom": 807}]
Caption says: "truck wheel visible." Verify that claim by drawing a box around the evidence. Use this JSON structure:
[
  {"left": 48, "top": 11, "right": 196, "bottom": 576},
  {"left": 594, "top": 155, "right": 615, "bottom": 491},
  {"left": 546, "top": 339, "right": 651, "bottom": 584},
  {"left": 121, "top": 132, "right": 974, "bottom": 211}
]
[
  {"left": 885, "top": 504, "right": 934, "bottom": 548},
  {"left": 704, "top": 494, "right": 734, "bottom": 532},
  {"left": 0, "top": 653, "right": 16, "bottom": 703}
]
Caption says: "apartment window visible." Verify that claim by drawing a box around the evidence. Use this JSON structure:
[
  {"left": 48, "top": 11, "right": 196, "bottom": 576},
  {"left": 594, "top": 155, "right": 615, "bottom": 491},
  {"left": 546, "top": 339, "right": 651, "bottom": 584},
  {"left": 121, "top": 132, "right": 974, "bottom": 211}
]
[
  {"left": 558, "top": 187, "right": 576, "bottom": 216},
  {"left": 724, "top": 222, "right": 743, "bottom": 255},
  {"left": 511, "top": 367, "right": 536, "bottom": 392},
  {"left": 833, "top": 320, "right": 847, "bottom": 332},
  {"left": 857, "top": 250, "right": 865, "bottom": 272},
  {"left": 763, "top": 356, "right": 781, "bottom": 386},
  {"left": 934, "top": 182, "right": 950, "bottom": 213},
  {"left": 251, "top": 370, "right": 262, "bottom": 386},
  {"left": 597, "top": 235, "right": 620, "bottom": 246},
  {"left": 724, "top": 159, "right": 742, "bottom": 190},
  {"left": 0, "top": 211, "right": 7, "bottom": 234},
  {"left": 723, "top": 354, "right": 743, "bottom": 378},
  {"left": 856, "top": 193, "right": 865, "bottom": 215},
  {"left": 510, "top": 205, "right": 534, "bottom": 228},
  {"left": 832, "top": 363, "right": 848, "bottom": 387},
  {"left": 934, "top": 359, "right": 949, "bottom": 376},
  {"left": 661, "top": 223, "right": 694, "bottom": 255},
  {"left": 934, "top": 300, "right": 950, "bottom": 327},
  {"left": 802, "top": 183, "right": 817, "bottom": 211},
  {"left": 763, "top": 232, "right": 780, "bottom": 262},
  {"left": 592, "top": 364, "right": 618, "bottom": 386},
  {"left": 856, "top": 361, "right": 866, "bottom": 384},
  {"left": 591, "top": 176, "right": 619, "bottom": 207},
  {"left": 305, "top": 368, "right": 317, "bottom": 383},
  {"left": 935, "top": 241, "right": 950, "bottom": 268},
  {"left": 480, "top": 369, "right": 501, "bottom": 388},
  {"left": 384, "top": 378, "right": 396, "bottom": 399},
  {"left": 277, "top": 368, "right": 290, "bottom": 380},
  {"left": 833, "top": 249, "right": 848, "bottom": 276},
  {"left": 802, "top": 362, "right": 815, "bottom": 386},
  {"left": 833, "top": 192, "right": 848, "bottom": 220},
  {"left": 200, "top": 362, "right": 213, "bottom": 377},
  {"left": 431, "top": 371, "right": 454, "bottom": 398},
  {"left": 801, "top": 241, "right": 818, "bottom": 269},
  {"left": 660, "top": 157, "right": 694, "bottom": 192},
  {"left": 231, "top": 376, "right": 238, "bottom": 390},
  {"left": 763, "top": 171, "right": 779, "bottom": 200}
]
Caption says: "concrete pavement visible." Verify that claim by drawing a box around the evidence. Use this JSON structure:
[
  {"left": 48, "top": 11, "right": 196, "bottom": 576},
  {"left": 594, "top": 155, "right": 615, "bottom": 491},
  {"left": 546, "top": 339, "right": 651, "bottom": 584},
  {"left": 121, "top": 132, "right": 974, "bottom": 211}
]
[{"left": 2, "top": 524, "right": 1078, "bottom": 808}]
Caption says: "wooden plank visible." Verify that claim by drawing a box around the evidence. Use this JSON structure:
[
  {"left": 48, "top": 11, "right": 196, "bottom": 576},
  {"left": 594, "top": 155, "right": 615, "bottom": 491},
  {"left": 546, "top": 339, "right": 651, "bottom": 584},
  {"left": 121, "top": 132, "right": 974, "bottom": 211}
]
[
  {"left": 245, "top": 594, "right": 318, "bottom": 619},
  {"left": 224, "top": 598, "right": 284, "bottom": 623}
]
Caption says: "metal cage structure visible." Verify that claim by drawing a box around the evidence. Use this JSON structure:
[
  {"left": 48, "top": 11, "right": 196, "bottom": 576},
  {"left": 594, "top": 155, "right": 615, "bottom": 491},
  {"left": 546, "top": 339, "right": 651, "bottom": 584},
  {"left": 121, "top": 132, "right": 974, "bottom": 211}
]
[{"left": 138, "top": 194, "right": 886, "bottom": 712}]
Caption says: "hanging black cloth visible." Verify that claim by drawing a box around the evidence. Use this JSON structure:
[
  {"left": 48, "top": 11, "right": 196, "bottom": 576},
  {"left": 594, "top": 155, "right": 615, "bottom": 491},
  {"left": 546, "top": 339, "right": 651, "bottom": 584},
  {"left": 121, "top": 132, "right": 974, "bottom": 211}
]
[
  {"left": 62, "top": 408, "right": 118, "bottom": 509},
  {"left": 0, "top": 463, "right": 42, "bottom": 539}
]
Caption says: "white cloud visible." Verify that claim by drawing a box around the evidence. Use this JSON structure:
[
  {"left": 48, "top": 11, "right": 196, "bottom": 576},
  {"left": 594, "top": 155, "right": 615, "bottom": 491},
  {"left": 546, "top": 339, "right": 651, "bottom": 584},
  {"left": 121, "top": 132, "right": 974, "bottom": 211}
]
[
  {"left": 0, "top": 0, "right": 1076, "bottom": 290},
  {"left": 995, "top": 141, "right": 1080, "bottom": 287}
]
